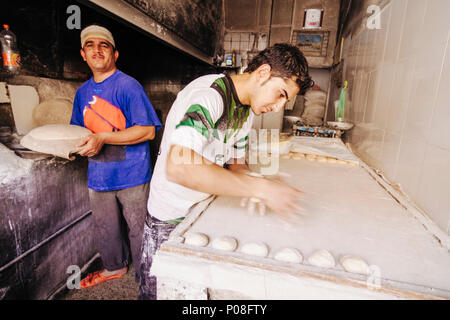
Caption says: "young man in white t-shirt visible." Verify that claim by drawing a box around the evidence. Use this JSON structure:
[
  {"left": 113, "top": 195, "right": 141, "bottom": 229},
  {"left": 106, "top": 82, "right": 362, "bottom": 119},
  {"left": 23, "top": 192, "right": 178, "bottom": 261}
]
[{"left": 139, "top": 43, "right": 314, "bottom": 299}]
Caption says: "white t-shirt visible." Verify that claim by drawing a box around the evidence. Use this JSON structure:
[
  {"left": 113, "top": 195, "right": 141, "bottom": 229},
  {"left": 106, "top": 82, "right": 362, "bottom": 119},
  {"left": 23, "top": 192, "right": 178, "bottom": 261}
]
[{"left": 148, "top": 74, "right": 255, "bottom": 221}]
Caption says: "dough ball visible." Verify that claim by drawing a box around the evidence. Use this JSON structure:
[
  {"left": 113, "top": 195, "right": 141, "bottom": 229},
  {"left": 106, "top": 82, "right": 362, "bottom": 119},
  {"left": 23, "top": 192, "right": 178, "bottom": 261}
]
[
  {"left": 292, "top": 152, "right": 305, "bottom": 160},
  {"left": 340, "top": 255, "right": 369, "bottom": 275},
  {"left": 274, "top": 248, "right": 303, "bottom": 263},
  {"left": 327, "top": 157, "right": 338, "bottom": 164},
  {"left": 211, "top": 236, "right": 238, "bottom": 252},
  {"left": 316, "top": 156, "right": 327, "bottom": 163},
  {"left": 184, "top": 232, "right": 209, "bottom": 247},
  {"left": 306, "top": 154, "right": 317, "bottom": 162},
  {"left": 307, "top": 249, "right": 336, "bottom": 268},
  {"left": 240, "top": 242, "right": 269, "bottom": 257}
]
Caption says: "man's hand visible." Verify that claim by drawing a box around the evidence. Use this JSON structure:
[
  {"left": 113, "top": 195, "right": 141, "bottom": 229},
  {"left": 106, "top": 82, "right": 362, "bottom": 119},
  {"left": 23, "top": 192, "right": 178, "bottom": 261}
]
[
  {"left": 255, "top": 177, "right": 306, "bottom": 224},
  {"left": 76, "top": 125, "right": 156, "bottom": 157},
  {"left": 77, "top": 133, "right": 106, "bottom": 157}
]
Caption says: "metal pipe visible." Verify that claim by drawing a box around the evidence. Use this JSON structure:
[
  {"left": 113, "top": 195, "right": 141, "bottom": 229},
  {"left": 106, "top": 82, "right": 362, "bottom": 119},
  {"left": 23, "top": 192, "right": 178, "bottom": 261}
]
[{"left": 0, "top": 210, "right": 92, "bottom": 273}]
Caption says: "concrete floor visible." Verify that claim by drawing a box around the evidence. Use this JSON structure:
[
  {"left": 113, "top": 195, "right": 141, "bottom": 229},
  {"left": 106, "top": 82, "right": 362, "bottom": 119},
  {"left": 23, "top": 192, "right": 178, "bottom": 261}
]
[{"left": 56, "top": 259, "right": 140, "bottom": 300}]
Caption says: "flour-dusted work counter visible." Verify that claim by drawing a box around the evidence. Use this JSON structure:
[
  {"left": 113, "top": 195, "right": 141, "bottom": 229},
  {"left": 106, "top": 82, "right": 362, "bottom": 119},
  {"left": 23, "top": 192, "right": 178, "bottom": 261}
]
[{"left": 150, "top": 138, "right": 450, "bottom": 300}]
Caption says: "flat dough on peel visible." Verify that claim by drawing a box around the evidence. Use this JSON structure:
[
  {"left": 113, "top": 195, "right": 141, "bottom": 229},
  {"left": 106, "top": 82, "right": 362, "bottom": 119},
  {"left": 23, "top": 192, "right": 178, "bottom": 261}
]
[
  {"left": 29, "top": 124, "right": 91, "bottom": 141},
  {"left": 274, "top": 248, "right": 303, "bottom": 263},
  {"left": 184, "top": 232, "right": 209, "bottom": 247},
  {"left": 20, "top": 124, "right": 92, "bottom": 160},
  {"left": 211, "top": 236, "right": 238, "bottom": 252},
  {"left": 307, "top": 249, "right": 336, "bottom": 268},
  {"left": 240, "top": 242, "right": 269, "bottom": 257},
  {"left": 340, "top": 255, "right": 369, "bottom": 275}
]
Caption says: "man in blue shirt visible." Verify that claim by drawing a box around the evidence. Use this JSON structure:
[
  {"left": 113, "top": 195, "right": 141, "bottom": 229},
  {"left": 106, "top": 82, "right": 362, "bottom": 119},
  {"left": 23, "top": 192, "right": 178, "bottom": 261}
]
[{"left": 70, "top": 25, "right": 162, "bottom": 288}]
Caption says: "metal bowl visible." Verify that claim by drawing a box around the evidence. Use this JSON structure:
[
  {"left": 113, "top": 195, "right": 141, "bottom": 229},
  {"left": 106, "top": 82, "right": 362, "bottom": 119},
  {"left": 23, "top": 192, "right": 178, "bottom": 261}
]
[{"left": 327, "top": 121, "right": 354, "bottom": 131}]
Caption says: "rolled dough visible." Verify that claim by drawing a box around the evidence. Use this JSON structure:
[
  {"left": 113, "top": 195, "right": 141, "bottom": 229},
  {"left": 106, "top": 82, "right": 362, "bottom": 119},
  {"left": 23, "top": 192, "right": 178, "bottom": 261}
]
[
  {"left": 184, "top": 232, "right": 209, "bottom": 247},
  {"left": 340, "top": 255, "right": 370, "bottom": 275},
  {"left": 307, "top": 249, "right": 336, "bottom": 269},
  {"left": 211, "top": 236, "right": 238, "bottom": 252},
  {"left": 29, "top": 124, "right": 91, "bottom": 141},
  {"left": 20, "top": 124, "right": 92, "bottom": 160},
  {"left": 274, "top": 247, "right": 303, "bottom": 263},
  {"left": 240, "top": 242, "right": 269, "bottom": 257}
]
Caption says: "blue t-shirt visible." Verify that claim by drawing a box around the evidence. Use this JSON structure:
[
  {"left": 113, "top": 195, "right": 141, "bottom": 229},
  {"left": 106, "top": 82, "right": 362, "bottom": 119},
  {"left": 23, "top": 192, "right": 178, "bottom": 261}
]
[{"left": 70, "top": 69, "right": 162, "bottom": 191}]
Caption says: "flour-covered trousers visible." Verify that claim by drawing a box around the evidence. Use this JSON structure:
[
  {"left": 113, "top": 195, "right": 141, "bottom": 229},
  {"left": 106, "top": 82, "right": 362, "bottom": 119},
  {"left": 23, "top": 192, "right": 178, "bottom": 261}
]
[
  {"left": 138, "top": 215, "right": 176, "bottom": 300},
  {"left": 88, "top": 182, "right": 149, "bottom": 282}
]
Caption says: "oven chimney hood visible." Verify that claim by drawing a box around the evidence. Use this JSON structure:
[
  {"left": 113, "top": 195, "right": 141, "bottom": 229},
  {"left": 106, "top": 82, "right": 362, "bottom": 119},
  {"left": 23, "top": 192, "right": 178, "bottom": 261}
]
[{"left": 78, "top": 0, "right": 218, "bottom": 65}]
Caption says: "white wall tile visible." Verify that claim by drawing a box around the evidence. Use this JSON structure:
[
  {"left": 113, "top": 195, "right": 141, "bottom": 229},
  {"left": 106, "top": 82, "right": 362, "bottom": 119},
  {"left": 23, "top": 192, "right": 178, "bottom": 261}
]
[
  {"left": 356, "top": 72, "right": 370, "bottom": 123},
  {"left": 371, "top": 4, "right": 391, "bottom": 68},
  {"left": 364, "top": 70, "right": 380, "bottom": 125},
  {"left": 380, "top": 131, "right": 402, "bottom": 181},
  {"left": 365, "top": 128, "right": 385, "bottom": 169},
  {"left": 403, "top": 43, "right": 446, "bottom": 141},
  {"left": 394, "top": 136, "right": 427, "bottom": 200},
  {"left": 419, "top": 0, "right": 450, "bottom": 45},
  {"left": 398, "top": 0, "right": 428, "bottom": 60},
  {"left": 429, "top": 31, "right": 450, "bottom": 150},
  {"left": 416, "top": 145, "right": 450, "bottom": 233},
  {"left": 373, "top": 62, "right": 395, "bottom": 130},
  {"left": 385, "top": 56, "right": 416, "bottom": 134},
  {"left": 384, "top": 0, "right": 408, "bottom": 63}
]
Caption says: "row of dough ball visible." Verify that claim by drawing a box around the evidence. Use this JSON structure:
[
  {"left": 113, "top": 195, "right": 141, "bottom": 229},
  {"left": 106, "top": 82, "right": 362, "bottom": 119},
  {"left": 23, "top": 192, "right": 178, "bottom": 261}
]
[
  {"left": 281, "top": 152, "right": 359, "bottom": 166},
  {"left": 252, "top": 152, "right": 358, "bottom": 166},
  {"left": 184, "top": 233, "right": 370, "bottom": 275}
]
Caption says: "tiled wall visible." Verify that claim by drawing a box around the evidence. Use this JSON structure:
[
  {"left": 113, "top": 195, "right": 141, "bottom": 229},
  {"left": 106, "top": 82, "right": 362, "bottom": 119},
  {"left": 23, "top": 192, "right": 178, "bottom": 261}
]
[{"left": 343, "top": 0, "right": 450, "bottom": 235}]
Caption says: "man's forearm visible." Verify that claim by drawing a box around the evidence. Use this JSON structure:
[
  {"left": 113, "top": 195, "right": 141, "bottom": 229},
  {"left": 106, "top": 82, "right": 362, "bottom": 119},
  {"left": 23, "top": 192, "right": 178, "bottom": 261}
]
[
  {"left": 100, "top": 125, "right": 155, "bottom": 145},
  {"left": 167, "top": 146, "right": 265, "bottom": 199},
  {"left": 227, "top": 161, "right": 251, "bottom": 174}
]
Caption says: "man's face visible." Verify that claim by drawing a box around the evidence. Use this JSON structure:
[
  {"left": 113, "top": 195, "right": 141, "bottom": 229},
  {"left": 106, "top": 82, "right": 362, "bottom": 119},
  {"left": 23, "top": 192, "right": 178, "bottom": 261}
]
[
  {"left": 80, "top": 38, "right": 118, "bottom": 73},
  {"left": 250, "top": 70, "right": 300, "bottom": 116}
]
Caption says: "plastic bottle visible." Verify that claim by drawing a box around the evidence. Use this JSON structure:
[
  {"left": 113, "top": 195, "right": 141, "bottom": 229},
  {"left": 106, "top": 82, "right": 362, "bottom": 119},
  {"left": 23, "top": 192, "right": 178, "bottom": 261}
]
[
  {"left": 232, "top": 48, "right": 236, "bottom": 67},
  {"left": 0, "top": 25, "right": 21, "bottom": 75},
  {"left": 336, "top": 81, "right": 348, "bottom": 122}
]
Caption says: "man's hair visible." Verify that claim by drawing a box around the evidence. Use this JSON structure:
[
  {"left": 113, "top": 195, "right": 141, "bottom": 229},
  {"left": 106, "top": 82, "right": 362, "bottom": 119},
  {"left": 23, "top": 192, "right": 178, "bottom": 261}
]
[{"left": 244, "top": 43, "right": 314, "bottom": 95}]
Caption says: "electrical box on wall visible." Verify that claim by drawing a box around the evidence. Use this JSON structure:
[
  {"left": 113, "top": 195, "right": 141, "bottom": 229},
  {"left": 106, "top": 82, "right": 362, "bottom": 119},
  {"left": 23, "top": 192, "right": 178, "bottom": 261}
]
[{"left": 303, "top": 9, "right": 324, "bottom": 29}]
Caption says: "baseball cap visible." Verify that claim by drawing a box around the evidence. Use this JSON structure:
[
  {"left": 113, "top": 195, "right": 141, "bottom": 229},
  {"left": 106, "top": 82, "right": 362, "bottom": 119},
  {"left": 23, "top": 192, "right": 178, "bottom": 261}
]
[{"left": 80, "top": 25, "right": 115, "bottom": 49}]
